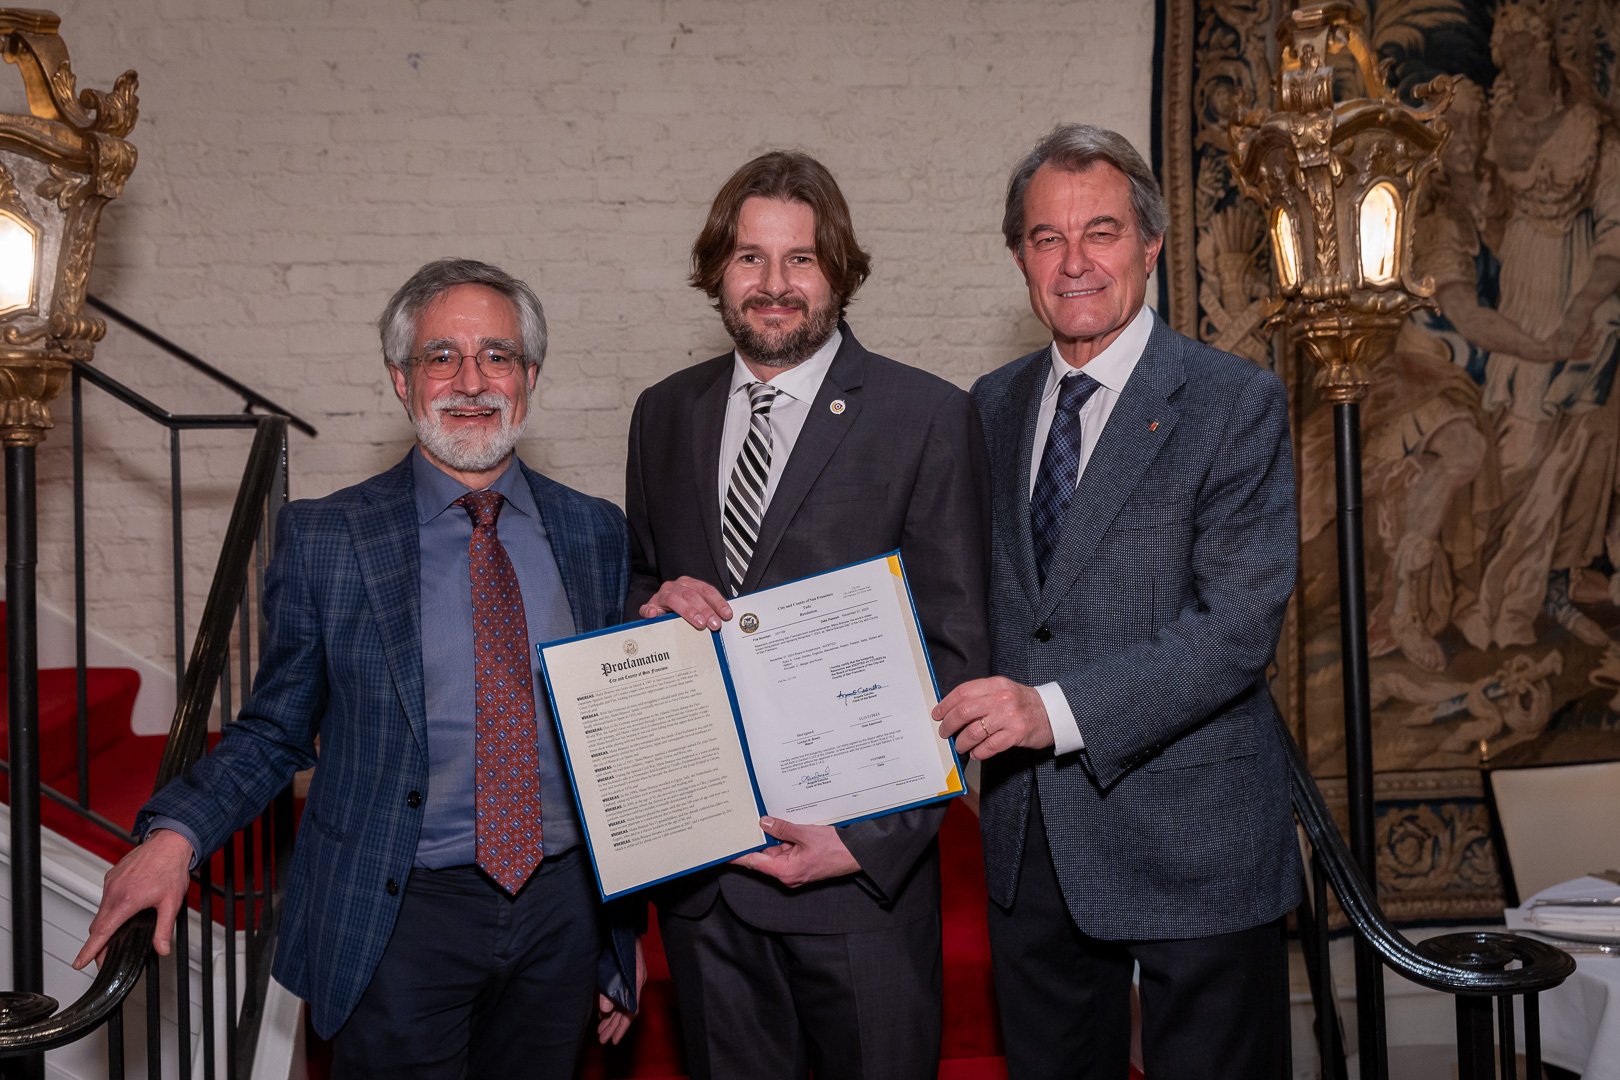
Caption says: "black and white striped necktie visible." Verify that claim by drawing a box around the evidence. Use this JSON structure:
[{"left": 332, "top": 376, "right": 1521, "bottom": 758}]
[{"left": 722, "top": 381, "right": 779, "bottom": 596}]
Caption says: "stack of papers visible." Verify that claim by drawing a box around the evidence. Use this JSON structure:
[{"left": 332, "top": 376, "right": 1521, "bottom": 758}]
[
  {"left": 1524, "top": 876, "right": 1620, "bottom": 941},
  {"left": 1528, "top": 903, "right": 1620, "bottom": 937}
]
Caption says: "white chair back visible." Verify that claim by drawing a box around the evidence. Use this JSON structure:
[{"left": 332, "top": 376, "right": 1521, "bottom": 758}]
[{"left": 1485, "top": 759, "right": 1620, "bottom": 905}]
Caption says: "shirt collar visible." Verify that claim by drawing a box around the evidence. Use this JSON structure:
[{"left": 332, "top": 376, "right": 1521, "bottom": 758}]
[
  {"left": 411, "top": 446, "right": 536, "bottom": 525},
  {"left": 1042, "top": 305, "right": 1155, "bottom": 401},
  {"left": 728, "top": 327, "right": 843, "bottom": 403}
]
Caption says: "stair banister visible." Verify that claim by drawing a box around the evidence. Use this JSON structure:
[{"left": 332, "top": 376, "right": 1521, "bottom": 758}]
[{"left": 0, "top": 416, "right": 289, "bottom": 1062}]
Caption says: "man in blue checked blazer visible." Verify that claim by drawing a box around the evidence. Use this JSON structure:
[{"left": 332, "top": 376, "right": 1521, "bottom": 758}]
[
  {"left": 935, "top": 125, "right": 1301, "bottom": 1080},
  {"left": 77, "top": 259, "right": 641, "bottom": 1080}
]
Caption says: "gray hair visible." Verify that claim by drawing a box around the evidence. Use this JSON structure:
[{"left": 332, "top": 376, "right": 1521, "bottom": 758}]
[
  {"left": 378, "top": 258, "right": 548, "bottom": 372},
  {"left": 1001, "top": 124, "right": 1168, "bottom": 252}
]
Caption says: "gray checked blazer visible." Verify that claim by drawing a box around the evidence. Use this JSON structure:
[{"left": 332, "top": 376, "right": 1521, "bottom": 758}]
[
  {"left": 971, "top": 312, "right": 1303, "bottom": 940},
  {"left": 139, "top": 454, "right": 638, "bottom": 1037}
]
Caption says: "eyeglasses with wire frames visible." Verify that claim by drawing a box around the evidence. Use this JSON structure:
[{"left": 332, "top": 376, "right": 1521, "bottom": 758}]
[{"left": 404, "top": 347, "right": 527, "bottom": 380}]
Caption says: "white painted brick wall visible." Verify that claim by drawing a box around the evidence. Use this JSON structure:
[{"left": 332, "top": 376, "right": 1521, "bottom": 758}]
[{"left": 9, "top": 0, "right": 1155, "bottom": 675}]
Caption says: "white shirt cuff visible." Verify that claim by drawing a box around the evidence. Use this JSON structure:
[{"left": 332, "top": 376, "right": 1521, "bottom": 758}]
[{"left": 1036, "top": 681, "right": 1084, "bottom": 755}]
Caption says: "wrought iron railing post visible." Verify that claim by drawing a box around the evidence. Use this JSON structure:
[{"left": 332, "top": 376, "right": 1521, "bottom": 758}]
[
  {"left": 1331, "top": 401, "right": 1388, "bottom": 1080},
  {"left": 1496, "top": 995, "right": 1517, "bottom": 1079},
  {"left": 105, "top": 1005, "right": 124, "bottom": 1080},
  {"left": 5, "top": 444, "right": 47, "bottom": 1079},
  {"left": 200, "top": 856, "right": 216, "bottom": 1080},
  {"left": 1299, "top": 853, "right": 1348, "bottom": 1080},
  {"left": 1524, "top": 994, "right": 1544, "bottom": 1077},
  {"left": 143, "top": 951, "right": 160, "bottom": 1078},
  {"left": 170, "top": 430, "right": 185, "bottom": 691},
  {"left": 71, "top": 371, "right": 89, "bottom": 809},
  {"left": 173, "top": 906, "right": 191, "bottom": 1078},
  {"left": 1454, "top": 994, "right": 1494, "bottom": 1080},
  {"left": 224, "top": 834, "right": 238, "bottom": 1080}
]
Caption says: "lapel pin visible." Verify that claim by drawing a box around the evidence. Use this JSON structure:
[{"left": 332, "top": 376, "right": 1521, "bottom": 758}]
[
  {"left": 1148, "top": 420, "right": 1159, "bottom": 432},
  {"left": 829, "top": 399, "right": 847, "bottom": 415}
]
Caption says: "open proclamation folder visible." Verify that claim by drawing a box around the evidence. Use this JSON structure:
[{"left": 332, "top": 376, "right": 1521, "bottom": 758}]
[{"left": 537, "top": 552, "right": 965, "bottom": 900}]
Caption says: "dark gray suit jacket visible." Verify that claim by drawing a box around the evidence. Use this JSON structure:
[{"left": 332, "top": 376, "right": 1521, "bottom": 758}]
[
  {"left": 625, "top": 323, "right": 990, "bottom": 934},
  {"left": 971, "top": 314, "right": 1302, "bottom": 940}
]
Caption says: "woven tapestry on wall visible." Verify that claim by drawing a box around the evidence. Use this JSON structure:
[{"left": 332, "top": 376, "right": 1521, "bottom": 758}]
[{"left": 1155, "top": 0, "right": 1620, "bottom": 922}]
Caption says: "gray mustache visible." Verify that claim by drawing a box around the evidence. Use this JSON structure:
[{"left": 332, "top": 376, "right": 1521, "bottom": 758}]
[{"left": 432, "top": 392, "right": 511, "bottom": 413}]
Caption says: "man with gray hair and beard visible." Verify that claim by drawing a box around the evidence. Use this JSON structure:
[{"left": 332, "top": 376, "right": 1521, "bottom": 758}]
[{"left": 77, "top": 258, "right": 642, "bottom": 1079}]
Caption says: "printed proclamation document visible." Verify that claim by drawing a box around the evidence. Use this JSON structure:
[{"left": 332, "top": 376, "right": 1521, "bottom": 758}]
[{"left": 539, "top": 553, "right": 963, "bottom": 898}]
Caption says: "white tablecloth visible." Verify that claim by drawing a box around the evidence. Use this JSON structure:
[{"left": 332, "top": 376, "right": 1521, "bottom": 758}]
[{"left": 1506, "top": 875, "right": 1620, "bottom": 1079}]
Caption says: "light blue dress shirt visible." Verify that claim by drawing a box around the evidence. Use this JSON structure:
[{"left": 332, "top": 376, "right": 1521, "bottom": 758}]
[{"left": 411, "top": 449, "right": 581, "bottom": 865}]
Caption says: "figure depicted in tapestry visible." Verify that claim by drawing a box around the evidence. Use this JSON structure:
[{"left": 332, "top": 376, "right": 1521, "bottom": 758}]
[{"left": 1168, "top": 0, "right": 1620, "bottom": 923}]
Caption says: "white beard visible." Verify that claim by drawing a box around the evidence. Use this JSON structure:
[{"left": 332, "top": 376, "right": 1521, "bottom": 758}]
[{"left": 413, "top": 391, "right": 526, "bottom": 474}]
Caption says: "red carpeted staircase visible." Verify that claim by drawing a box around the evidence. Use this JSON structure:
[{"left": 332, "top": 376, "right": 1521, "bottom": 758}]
[{"left": 0, "top": 601, "right": 160, "bottom": 866}]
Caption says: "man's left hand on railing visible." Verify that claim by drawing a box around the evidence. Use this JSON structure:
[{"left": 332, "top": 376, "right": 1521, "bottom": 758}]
[
  {"left": 596, "top": 938, "right": 647, "bottom": 1046},
  {"left": 71, "top": 828, "right": 194, "bottom": 970}
]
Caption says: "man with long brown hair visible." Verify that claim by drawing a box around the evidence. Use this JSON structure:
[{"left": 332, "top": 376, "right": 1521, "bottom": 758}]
[{"left": 625, "top": 150, "right": 990, "bottom": 1080}]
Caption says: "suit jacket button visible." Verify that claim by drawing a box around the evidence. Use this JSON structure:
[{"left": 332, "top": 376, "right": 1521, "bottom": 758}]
[
  {"left": 1033, "top": 626, "right": 1053, "bottom": 642},
  {"left": 406, "top": 791, "right": 422, "bottom": 808},
  {"left": 386, "top": 878, "right": 400, "bottom": 896}
]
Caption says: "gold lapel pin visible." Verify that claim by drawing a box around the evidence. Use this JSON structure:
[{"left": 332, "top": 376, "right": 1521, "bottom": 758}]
[{"left": 829, "top": 399, "right": 847, "bottom": 415}]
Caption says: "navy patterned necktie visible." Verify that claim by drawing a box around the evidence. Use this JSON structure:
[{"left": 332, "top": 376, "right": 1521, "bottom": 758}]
[
  {"left": 457, "top": 490, "right": 544, "bottom": 894},
  {"left": 1030, "top": 372, "right": 1103, "bottom": 583}
]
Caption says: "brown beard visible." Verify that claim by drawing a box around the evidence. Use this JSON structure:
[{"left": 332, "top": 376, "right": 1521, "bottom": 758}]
[{"left": 719, "top": 292, "right": 839, "bottom": 367}]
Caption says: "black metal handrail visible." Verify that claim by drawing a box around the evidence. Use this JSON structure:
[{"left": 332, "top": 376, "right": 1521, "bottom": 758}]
[
  {"left": 1284, "top": 716, "right": 1577, "bottom": 1079},
  {"left": 86, "top": 295, "right": 317, "bottom": 438},
  {"left": 71, "top": 362, "right": 278, "bottom": 431},
  {"left": 0, "top": 416, "right": 291, "bottom": 1058},
  {"left": 0, "top": 293, "right": 311, "bottom": 1079}
]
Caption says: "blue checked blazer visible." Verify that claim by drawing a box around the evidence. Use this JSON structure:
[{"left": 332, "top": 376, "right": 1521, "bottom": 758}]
[
  {"left": 972, "top": 314, "right": 1302, "bottom": 939},
  {"left": 138, "top": 454, "right": 637, "bottom": 1038}
]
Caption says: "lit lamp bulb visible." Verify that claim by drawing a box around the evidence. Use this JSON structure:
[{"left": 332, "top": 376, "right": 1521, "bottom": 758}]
[
  {"left": 1271, "top": 206, "right": 1301, "bottom": 291},
  {"left": 1357, "top": 182, "right": 1400, "bottom": 287},
  {"left": 0, "top": 207, "right": 38, "bottom": 316}
]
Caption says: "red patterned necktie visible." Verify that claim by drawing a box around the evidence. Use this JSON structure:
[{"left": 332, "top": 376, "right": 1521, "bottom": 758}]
[{"left": 458, "top": 490, "right": 544, "bottom": 894}]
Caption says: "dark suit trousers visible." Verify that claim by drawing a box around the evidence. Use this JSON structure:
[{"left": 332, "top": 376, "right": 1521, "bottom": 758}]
[
  {"left": 332, "top": 851, "right": 600, "bottom": 1080},
  {"left": 987, "top": 800, "right": 1290, "bottom": 1080},
  {"left": 659, "top": 894, "right": 942, "bottom": 1080}
]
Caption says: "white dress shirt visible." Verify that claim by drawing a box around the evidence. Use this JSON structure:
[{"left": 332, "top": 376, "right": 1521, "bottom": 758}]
[
  {"left": 716, "top": 329, "right": 842, "bottom": 514},
  {"left": 1029, "top": 306, "right": 1154, "bottom": 755}
]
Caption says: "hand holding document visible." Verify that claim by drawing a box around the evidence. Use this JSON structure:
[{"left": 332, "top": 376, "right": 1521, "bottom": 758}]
[{"left": 539, "top": 553, "right": 963, "bottom": 899}]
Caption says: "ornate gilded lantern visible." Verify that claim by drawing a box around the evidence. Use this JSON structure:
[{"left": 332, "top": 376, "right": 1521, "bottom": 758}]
[
  {"left": 0, "top": 7, "right": 136, "bottom": 1023},
  {"left": 0, "top": 8, "right": 137, "bottom": 446},
  {"left": 1226, "top": 5, "right": 1452, "bottom": 1067},
  {"left": 1229, "top": 0, "right": 1449, "bottom": 403}
]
